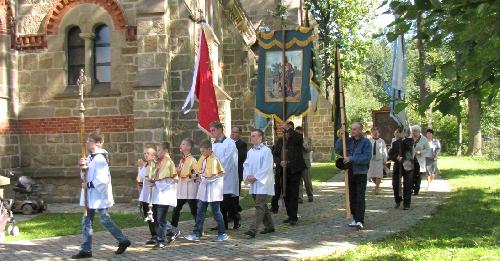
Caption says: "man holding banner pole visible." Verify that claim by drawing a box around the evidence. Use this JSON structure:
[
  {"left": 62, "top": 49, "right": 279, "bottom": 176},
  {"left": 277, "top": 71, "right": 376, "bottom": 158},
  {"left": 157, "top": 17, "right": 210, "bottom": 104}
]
[{"left": 335, "top": 122, "right": 372, "bottom": 230}]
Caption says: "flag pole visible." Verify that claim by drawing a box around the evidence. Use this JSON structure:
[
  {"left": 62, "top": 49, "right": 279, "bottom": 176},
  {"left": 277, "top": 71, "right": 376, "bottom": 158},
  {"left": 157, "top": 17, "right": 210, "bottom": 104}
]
[
  {"left": 280, "top": 17, "right": 288, "bottom": 199},
  {"left": 77, "top": 69, "right": 88, "bottom": 217},
  {"left": 335, "top": 45, "right": 350, "bottom": 218}
]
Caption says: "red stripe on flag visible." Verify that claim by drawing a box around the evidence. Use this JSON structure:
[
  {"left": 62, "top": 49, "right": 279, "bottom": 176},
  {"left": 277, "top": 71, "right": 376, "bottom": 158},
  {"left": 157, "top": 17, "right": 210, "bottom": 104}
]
[{"left": 195, "top": 28, "right": 220, "bottom": 134}]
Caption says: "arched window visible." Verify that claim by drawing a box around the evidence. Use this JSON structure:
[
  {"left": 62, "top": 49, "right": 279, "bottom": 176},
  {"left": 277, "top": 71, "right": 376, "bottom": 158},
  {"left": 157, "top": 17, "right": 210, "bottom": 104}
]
[
  {"left": 94, "top": 25, "right": 111, "bottom": 84},
  {"left": 67, "top": 26, "right": 84, "bottom": 86}
]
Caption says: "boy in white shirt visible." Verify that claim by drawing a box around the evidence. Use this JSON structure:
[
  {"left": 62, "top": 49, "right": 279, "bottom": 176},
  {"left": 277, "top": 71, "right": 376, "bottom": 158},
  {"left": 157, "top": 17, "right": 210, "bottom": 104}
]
[
  {"left": 185, "top": 140, "right": 228, "bottom": 242},
  {"left": 136, "top": 146, "right": 158, "bottom": 245},
  {"left": 150, "top": 142, "right": 179, "bottom": 249},
  {"left": 171, "top": 138, "right": 198, "bottom": 227},
  {"left": 243, "top": 129, "right": 275, "bottom": 238},
  {"left": 72, "top": 131, "right": 130, "bottom": 259}
]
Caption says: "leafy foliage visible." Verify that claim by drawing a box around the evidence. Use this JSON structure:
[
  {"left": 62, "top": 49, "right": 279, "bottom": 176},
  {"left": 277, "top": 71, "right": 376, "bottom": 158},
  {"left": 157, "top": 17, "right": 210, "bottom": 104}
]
[
  {"left": 306, "top": 0, "right": 377, "bottom": 98},
  {"left": 385, "top": 0, "right": 499, "bottom": 115}
]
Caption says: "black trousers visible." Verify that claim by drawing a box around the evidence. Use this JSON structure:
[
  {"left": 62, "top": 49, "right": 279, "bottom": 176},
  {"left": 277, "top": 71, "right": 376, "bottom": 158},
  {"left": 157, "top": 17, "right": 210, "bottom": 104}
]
[
  {"left": 221, "top": 194, "right": 240, "bottom": 229},
  {"left": 141, "top": 201, "right": 158, "bottom": 238},
  {"left": 413, "top": 160, "right": 422, "bottom": 195},
  {"left": 348, "top": 169, "right": 367, "bottom": 224},
  {"left": 392, "top": 164, "right": 413, "bottom": 208},
  {"left": 284, "top": 168, "right": 301, "bottom": 221},
  {"left": 171, "top": 198, "right": 197, "bottom": 227},
  {"left": 271, "top": 167, "right": 283, "bottom": 211},
  {"left": 236, "top": 181, "right": 243, "bottom": 212}
]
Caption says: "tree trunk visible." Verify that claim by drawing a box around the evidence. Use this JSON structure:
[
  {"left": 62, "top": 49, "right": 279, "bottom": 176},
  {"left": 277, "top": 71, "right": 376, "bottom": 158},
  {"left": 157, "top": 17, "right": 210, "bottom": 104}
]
[
  {"left": 416, "top": 14, "right": 430, "bottom": 127},
  {"left": 456, "top": 111, "right": 462, "bottom": 157},
  {"left": 466, "top": 91, "right": 482, "bottom": 156}
]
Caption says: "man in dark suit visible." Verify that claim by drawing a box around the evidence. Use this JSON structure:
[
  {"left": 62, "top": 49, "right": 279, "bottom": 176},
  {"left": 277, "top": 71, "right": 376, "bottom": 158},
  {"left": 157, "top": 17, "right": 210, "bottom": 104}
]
[
  {"left": 230, "top": 126, "right": 247, "bottom": 228},
  {"left": 272, "top": 121, "right": 306, "bottom": 226}
]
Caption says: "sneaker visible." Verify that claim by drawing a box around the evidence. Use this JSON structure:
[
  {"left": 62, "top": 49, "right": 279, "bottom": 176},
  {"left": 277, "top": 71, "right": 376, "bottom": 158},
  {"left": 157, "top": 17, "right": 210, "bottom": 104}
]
[
  {"left": 145, "top": 239, "right": 156, "bottom": 245},
  {"left": 260, "top": 228, "right": 275, "bottom": 234},
  {"left": 289, "top": 220, "right": 297, "bottom": 226},
  {"left": 215, "top": 233, "right": 229, "bottom": 242},
  {"left": 184, "top": 233, "right": 200, "bottom": 241},
  {"left": 244, "top": 230, "right": 256, "bottom": 239},
  {"left": 283, "top": 218, "right": 291, "bottom": 223},
  {"left": 394, "top": 202, "right": 401, "bottom": 209},
  {"left": 308, "top": 197, "right": 314, "bottom": 202},
  {"left": 167, "top": 229, "right": 181, "bottom": 245},
  {"left": 298, "top": 198, "right": 304, "bottom": 204},
  {"left": 403, "top": 206, "right": 410, "bottom": 210},
  {"left": 71, "top": 251, "right": 92, "bottom": 259},
  {"left": 348, "top": 220, "right": 357, "bottom": 227},
  {"left": 356, "top": 222, "right": 364, "bottom": 230},
  {"left": 115, "top": 240, "right": 131, "bottom": 255},
  {"left": 152, "top": 242, "right": 166, "bottom": 250}
]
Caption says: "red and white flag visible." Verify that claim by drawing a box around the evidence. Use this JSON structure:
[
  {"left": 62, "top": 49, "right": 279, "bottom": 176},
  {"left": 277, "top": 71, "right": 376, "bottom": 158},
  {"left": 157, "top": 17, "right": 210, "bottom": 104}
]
[{"left": 181, "top": 23, "right": 220, "bottom": 134}]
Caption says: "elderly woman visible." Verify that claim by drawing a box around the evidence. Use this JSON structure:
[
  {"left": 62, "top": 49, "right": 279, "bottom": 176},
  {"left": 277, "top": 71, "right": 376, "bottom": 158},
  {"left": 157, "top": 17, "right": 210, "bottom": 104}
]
[
  {"left": 411, "top": 125, "right": 430, "bottom": 195},
  {"left": 425, "top": 129, "right": 441, "bottom": 189},
  {"left": 367, "top": 127, "right": 387, "bottom": 194}
]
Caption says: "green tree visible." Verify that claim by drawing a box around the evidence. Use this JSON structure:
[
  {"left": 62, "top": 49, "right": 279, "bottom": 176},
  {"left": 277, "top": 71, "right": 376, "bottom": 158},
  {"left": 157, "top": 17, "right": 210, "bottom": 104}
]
[
  {"left": 386, "top": 0, "right": 499, "bottom": 156},
  {"left": 305, "top": 0, "right": 376, "bottom": 97}
]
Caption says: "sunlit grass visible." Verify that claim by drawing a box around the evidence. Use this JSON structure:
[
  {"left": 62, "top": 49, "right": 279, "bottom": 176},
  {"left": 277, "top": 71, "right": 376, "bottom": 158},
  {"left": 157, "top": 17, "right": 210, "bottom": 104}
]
[{"left": 316, "top": 156, "right": 500, "bottom": 261}]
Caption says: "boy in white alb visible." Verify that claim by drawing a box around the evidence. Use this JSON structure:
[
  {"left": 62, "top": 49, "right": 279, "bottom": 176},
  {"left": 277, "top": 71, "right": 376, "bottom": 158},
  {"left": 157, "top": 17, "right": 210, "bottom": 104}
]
[
  {"left": 150, "top": 142, "right": 179, "bottom": 249},
  {"left": 72, "top": 131, "right": 130, "bottom": 259},
  {"left": 136, "top": 146, "right": 158, "bottom": 245},
  {"left": 243, "top": 129, "right": 275, "bottom": 238},
  {"left": 171, "top": 138, "right": 198, "bottom": 227},
  {"left": 185, "top": 140, "right": 228, "bottom": 242}
]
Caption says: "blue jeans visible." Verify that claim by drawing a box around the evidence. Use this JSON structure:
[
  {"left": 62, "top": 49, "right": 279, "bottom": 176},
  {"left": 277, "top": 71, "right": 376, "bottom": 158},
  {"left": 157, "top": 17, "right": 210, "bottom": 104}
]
[
  {"left": 156, "top": 205, "right": 175, "bottom": 243},
  {"left": 193, "top": 200, "right": 226, "bottom": 237},
  {"left": 81, "top": 208, "right": 128, "bottom": 253}
]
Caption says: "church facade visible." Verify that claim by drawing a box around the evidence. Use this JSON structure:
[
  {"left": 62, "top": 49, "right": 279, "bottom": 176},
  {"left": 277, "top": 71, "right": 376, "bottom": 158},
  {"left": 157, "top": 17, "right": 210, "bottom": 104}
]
[{"left": 0, "top": 0, "right": 333, "bottom": 203}]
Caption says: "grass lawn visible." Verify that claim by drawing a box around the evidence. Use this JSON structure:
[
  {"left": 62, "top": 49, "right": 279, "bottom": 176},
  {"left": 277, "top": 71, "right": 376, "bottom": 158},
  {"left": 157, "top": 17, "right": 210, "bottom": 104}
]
[
  {"left": 322, "top": 156, "right": 500, "bottom": 261},
  {"left": 6, "top": 163, "right": 337, "bottom": 242}
]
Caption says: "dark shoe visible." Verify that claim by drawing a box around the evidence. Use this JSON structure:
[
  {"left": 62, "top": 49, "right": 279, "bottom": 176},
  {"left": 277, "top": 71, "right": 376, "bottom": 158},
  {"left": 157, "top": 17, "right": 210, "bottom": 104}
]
[
  {"left": 233, "top": 220, "right": 241, "bottom": 230},
  {"left": 210, "top": 226, "right": 218, "bottom": 231},
  {"left": 244, "top": 230, "right": 256, "bottom": 239},
  {"left": 290, "top": 220, "right": 297, "bottom": 226},
  {"left": 71, "top": 251, "right": 92, "bottom": 259},
  {"left": 115, "top": 240, "right": 131, "bottom": 255},
  {"left": 308, "top": 197, "right": 314, "bottom": 202},
  {"left": 260, "top": 228, "right": 275, "bottom": 234},
  {"left": 145, "top": 238, "right": 156, "bottom": 245},
  {"left": 152, "top": 242, "right": 166, "bottom": 250},
  {"left": 403, "top": 206, "right": 410, "bottom": 210},
  {"left": 283, "top": 218, "right": 291, "bottom": 223},
  {"left": 413, "top": 192, "right": 419, "bottom": 196},
  {"left": 394, "top": 202, "right": 401, "bottom": 209},
  {"left": 271, "top": 208, "right": 278, "bottom": 214},
  {"left": 298, "top": 198, "right": 304, "bottom": 204}
]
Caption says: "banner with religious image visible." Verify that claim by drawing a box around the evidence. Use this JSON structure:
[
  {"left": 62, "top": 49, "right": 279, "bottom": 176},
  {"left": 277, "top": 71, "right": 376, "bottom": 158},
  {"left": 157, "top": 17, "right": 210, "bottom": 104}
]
[{"left": 255, "top": 27, "right": 320, "bottom": 123}]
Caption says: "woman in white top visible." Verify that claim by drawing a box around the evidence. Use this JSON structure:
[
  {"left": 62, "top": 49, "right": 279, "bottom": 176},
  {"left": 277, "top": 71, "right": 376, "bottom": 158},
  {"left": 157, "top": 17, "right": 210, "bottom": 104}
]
[{"left": 367, "top": 127, "right": 388, "bottom": 194}]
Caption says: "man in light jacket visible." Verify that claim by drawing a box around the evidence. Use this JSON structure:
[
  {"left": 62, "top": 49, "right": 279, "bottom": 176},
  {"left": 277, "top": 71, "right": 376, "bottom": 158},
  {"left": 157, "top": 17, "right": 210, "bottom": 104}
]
[
  {"left": 72, "top": 131, "right": 130, "bottom": 259},
  {"left": 243, "top": 129, "right": 275, "bottom": 238},
  {"left": 411, "top": 125, "right": 430, "bottom": 195}
]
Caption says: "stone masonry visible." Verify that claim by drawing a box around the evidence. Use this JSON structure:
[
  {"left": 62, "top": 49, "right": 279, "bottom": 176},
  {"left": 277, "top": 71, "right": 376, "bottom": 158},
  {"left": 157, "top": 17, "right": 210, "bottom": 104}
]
[{"left": 0, "top": 0, "right": 334, "bottom": 203}]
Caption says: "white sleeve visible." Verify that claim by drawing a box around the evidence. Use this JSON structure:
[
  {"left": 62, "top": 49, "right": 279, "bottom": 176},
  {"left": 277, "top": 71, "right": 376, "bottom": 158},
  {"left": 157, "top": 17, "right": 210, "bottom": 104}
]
[
  {"left": 254, "top": 149, "right": 273, "bottom": 185},
  {"left": 90, "top": 155, "right": 110, "bottom": 194},
  {"left": 242, "top": 150, "right": 251, "bottom": 181}
]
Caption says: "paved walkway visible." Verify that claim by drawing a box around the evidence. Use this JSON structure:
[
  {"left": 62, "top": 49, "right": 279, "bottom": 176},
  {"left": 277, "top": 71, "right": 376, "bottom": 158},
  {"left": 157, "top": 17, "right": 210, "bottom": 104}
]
[{"left": 0, "top": 173, "right": 450, "bottom": 260}]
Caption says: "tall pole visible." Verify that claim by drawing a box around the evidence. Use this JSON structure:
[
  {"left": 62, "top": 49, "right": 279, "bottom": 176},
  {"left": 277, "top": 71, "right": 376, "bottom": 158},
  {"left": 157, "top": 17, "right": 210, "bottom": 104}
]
[
  {"left": 281, "top": 19, "right": 288, "bottom": 198},
  {"left": 336, "top": 45, "right": 350, "bottom": 218},
  {"left": 77, "top": 69, "right": 88, "bottom": 217}
]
